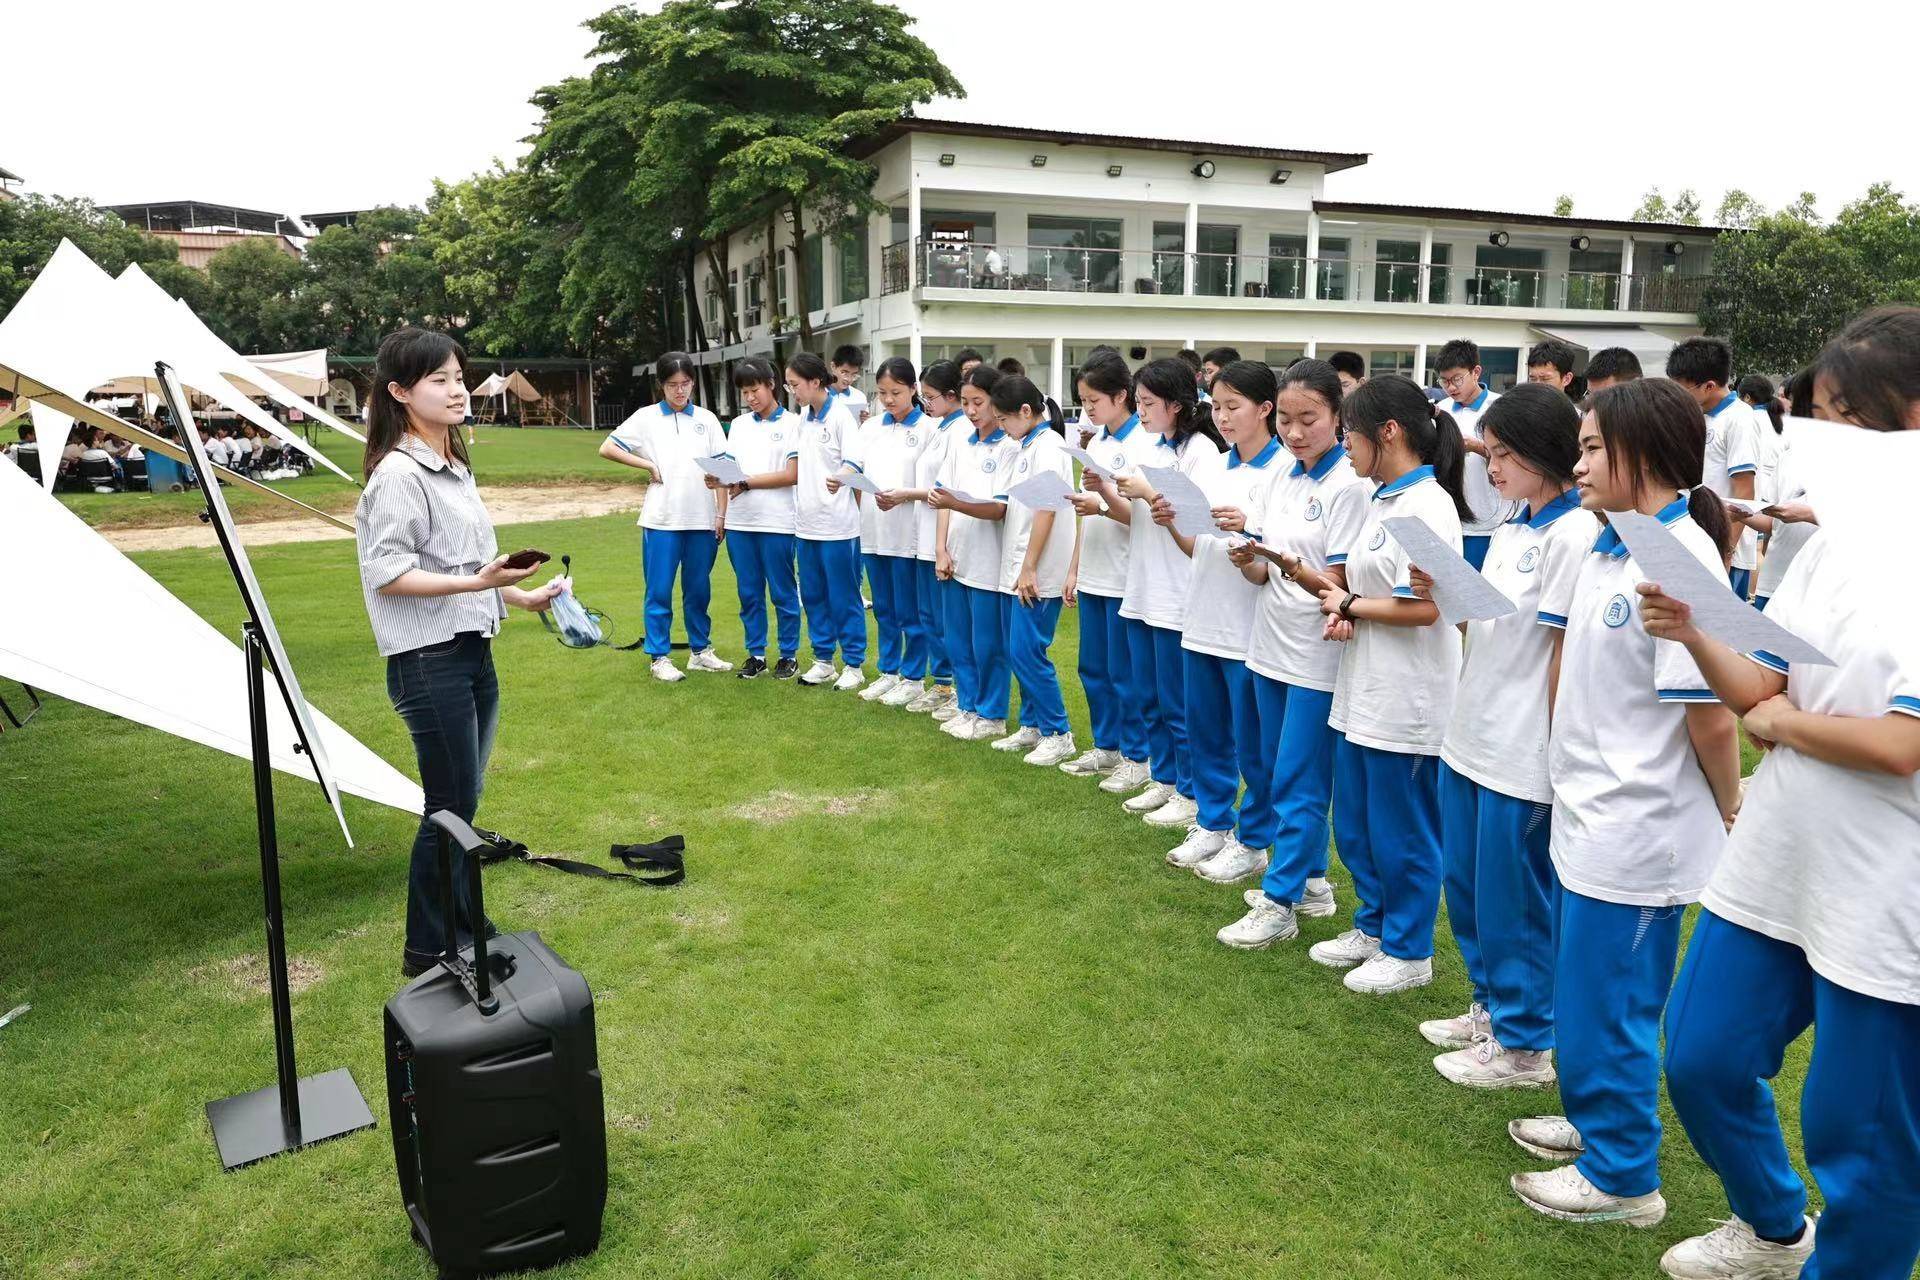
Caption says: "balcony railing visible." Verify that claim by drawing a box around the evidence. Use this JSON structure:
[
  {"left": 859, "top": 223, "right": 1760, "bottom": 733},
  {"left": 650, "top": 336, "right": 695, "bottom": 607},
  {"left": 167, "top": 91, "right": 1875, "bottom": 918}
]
[{"left": 877, "top": 239, "right": 1707, "bottom": 314}]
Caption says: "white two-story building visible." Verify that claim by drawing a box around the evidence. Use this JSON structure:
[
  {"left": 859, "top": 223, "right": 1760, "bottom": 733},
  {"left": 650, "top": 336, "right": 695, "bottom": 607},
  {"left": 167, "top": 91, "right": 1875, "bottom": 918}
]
[{"left": 665, "top": 117, "right": 1719, "bottom": 403}]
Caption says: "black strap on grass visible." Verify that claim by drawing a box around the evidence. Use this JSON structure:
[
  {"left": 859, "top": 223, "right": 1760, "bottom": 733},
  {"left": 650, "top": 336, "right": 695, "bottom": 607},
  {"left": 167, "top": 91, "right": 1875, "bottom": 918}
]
[{"left": 471, "top": 826, "right": 685, "bottom": 888}]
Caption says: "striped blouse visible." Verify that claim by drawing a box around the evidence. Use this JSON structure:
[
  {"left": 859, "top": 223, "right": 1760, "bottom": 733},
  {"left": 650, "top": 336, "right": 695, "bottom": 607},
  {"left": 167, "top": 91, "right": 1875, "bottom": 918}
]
[{"left": 355, "top": 434, "right": 506, "bottom": 657}]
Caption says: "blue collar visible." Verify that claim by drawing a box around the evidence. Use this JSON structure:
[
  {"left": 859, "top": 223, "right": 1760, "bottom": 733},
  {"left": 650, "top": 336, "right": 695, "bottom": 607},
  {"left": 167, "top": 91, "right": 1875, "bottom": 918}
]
[
  {"left": 1017, "top": 424, "right": 1047, "bottom": 449},
  {"left": 658, "top": 400, "right": 692, "bottom": 417},
  {"left": 1511, "top": 488, "right": 1582, "bottom": 529},
  {"left": 1292, "top": 442, "right": 1347, "bottom": 481},
  {"left": 880, "top": 407, "right": 924, "bottom": 428},
  {"left": 1448, "top": 388, "right": 1489, "bottom": 414},
  {"left": 1374, "top": 464, "right": 1435, "bottom": 500},
  {"left": 1592, "top": 495, "right": 1689, "bottom": 558},
  {"left": 1103, "top": 413, "right": 1140, "bottom": 443},
  {"left": 938, "top": 410, "right": 964, "bottom": 430},
  {"left": 1155, "top": 433, "right": 1179, "bottom": 451},
  {"left": 1227, "top": 437, "right": 1283, "bottom": 470},
  {"left": 1707, "top": 391, "right": 1739, "bottom": 418},
  {"left": 805, "top": 400, "right": 834, "bottom": 422},
  {"left": 752, "top": 404, "right": 785, "bottom": 424},
  {"left": 971, "top": 427, "right": 1006, "bottom": 445}
]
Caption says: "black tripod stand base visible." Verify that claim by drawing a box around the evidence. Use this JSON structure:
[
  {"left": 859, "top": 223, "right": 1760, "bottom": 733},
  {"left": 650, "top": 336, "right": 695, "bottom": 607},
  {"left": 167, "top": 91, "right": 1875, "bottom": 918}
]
[{"left": 208, "top": 1067, "right": 376, "bottom": 1171}]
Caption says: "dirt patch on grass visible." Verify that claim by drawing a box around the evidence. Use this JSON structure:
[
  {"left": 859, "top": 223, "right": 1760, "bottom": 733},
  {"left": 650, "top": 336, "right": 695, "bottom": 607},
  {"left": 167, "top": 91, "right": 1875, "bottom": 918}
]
[
  {"left": 188, "top": 953, "right": 326, "bottom": 997},
  {"left": 727, "top": 788, "right": 887, "bottom": 823}
]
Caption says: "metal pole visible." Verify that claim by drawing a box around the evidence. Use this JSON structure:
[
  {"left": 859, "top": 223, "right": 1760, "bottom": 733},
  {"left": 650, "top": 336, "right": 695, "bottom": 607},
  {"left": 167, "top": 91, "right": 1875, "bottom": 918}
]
[{"left": 246, "top": 622, "right": 302, "bottom": 1146}]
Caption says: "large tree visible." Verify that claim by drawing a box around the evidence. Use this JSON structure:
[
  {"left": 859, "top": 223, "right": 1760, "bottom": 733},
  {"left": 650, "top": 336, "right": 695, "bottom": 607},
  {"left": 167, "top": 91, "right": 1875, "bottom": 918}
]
[
  {"left": 1699, "top": 205, "right": 1878, "bottom": 373},
  {"left": 0, "top": 194, "right": 185, "bottom": 313}
]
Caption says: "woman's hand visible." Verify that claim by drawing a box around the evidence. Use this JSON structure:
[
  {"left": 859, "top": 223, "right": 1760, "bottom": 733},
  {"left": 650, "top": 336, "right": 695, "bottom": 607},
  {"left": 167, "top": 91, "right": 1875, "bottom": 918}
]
[
  {"left": 927, "top": 487, "right": 952, "bottom": 511},
  {"left": 714, "top": 513, "right": 726, "bottom": 544},
  {"left": 1322, "top": 615, "right": 1355, "bottom": 643},
  {"left": 1067, "top": 491, "right": 1104, "bottom": 517},
  {"left": 1076, "top": 425, "right": 1096, "bottom": 448},
  {"left": 1766, "top": 500, "right": 1816, "bottom": 525},
  {"left": 727, "top": 480, "right": 749, "bottom": 499},
  {"left": 703, "top": 473, "right": 721, "bottom": 490},
  {"left": 935, "top": 548, "right": 955, "bottom": 580},
  {"left": 1408, "top": 565, "right": 1435, "bottom": 601},
  {"left": 1636, "top": 581, "right": 1704, "bottom": 645},
  {"left": 1211, "top": 505, "right": 1247, "bottom": 534},
  {"left": 1149, "top": 495, "right": 1176, "bottom": 528},
  {"left": 1116, "top": 474, "right": 1150, "bottom": 502},
  {"left": 474, "top": 554, "right": 541, "bottom": 592},
  {"left": 875, "top": 490, "right": 902, "bottom": 511},
  {"left": 825, "top": 473, "right": 845, "bottom": 494},
  {"left": 1016, "top": 566, "right": 1039, "bottom": 605},
  {"left": 1063, "top": 569, "right": 1078, "bottom": 608},
  {"left": 1227, "top": 540, "right": 1259, "bottom": 568},
  {"left": 1742, "top": 693, "right": 1793, "bottom": 747},
  {"left": 503, "top": 579, "right": 562, "bottom": 613},
  {"left": 1317, "top": 585, "right": 1348, "bottom": 618}
]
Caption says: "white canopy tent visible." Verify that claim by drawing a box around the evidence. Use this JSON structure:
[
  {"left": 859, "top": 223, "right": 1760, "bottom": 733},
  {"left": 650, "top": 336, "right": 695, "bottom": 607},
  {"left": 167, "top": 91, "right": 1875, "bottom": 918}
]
[
  {"left": 176, "top": 321, "right": 364, "bottom": 445},
  {"left": 244, "top": 348, "right": 328, "bottom": 397},
  {"left": 1529, "top": 323, "right": 1681, "bottom": 376},
  {"left": 0, "top": 452, "right": 423, "bottom": 832}
]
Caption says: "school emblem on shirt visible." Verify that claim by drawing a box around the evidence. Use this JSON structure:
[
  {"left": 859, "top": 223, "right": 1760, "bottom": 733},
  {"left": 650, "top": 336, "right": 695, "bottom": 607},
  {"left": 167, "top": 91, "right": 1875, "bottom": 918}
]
[
  {"left": 694, "top": 421, "right": 706, "bottom": 434},
  {"left": 771, "top": 429, "right": 785, "bottom": 443},
  {"left": 1604, "top": 593, "right": 1633, "bottom": 628},
  {"left": 818, "top": 427, "right": 831, "bottom": 444},
  {"left": 905, "top": 432, "right": 919, "bottom": 447},
  {"left": 982, "top": 459, "right": 999, "bottom": 474},
  {"left": 1108, "top": 450, "right": 1127, "bottom": 471},
  {"left": 1368, "top": 527, "right": 1387, "bottom": 551},
  {"left": 1304, "top": 497, "right": 1323, "bottom": 522},
  {"left": 1017, "top": 458, "right": 1030, "bottom": 475},
  {"left": 1517, "top": 546, "right": 1541, "bottom": 573}
]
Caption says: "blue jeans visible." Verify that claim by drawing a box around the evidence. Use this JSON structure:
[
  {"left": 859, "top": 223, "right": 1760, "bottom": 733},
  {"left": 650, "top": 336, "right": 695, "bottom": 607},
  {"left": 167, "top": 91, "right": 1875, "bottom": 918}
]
[
  {"left": 642, "top": 528, "right": 718, "bottom": 657},
  {"left": 387, "top": 633, "right": 498, "bottom": 964},
  {"left": 727, "top": 530, "right": 799, "bottom": 659},
  {"left": 1007, "top": 595, "right": 1067, "bottom": 734}
]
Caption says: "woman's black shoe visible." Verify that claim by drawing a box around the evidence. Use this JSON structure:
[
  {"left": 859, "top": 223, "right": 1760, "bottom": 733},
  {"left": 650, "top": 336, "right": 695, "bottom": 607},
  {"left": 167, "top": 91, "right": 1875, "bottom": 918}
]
[
  {"left": 773, "top": 657, "right": 800, "bottom": 680},
  {"left": 737, "top": 656, "right": 768, "bottom": 679}
]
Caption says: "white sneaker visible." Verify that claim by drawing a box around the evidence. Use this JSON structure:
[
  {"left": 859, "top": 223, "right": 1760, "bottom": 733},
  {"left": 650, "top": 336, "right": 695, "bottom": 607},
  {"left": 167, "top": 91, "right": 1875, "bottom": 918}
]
[
  {"left": 1660, "top": 1215, "right": 1816, "bottom": 1279},
  {"left": 1434, "top": 1037, "right": 1557, "bottom": 1090},
  {"left": 1143, "top": 793, "right": 1199, "bottom": 827},
  {"left": 1122, "top": 781, "right": 1176, "bottom": 813},
  {"left": 1297, "top": 877, "right": 1337, "bottom": 918},
  {"left": 1099, "top": 758, "right": 1152, "bottom": 794},
  {"left": 1023, "top": 733, "right": 1077, "bottom": 767},
  {"left": 1218, "top": 890, "right": 1299, "bottom": 950},
  {"left": 1308, "top": 928, "right": 1381, "bottom": 970},
  {"left": 833, "top": 666, "right": 867, "bottom": 692},
  {"left": 940, "top": 711, "right": 977, "bottom": 738},
  {"left": 860, "top": 672, "right": 900, "bottom": 701},
  {"left": 1420, "top": 1001, "right": 1492, "bottom": 1050},
  {"left": 1059, "top": 747, "right": 1119, "bottom": 777},
  {"left": 881, "top": 678, "right": 924, "bottom": 707},
  {"left": 1344, "top": 952, "right": 1434, "bottom": 995},
  {"left": 1509, "top": 1115, "right": 1585, "bottom": 1162},
  {"left": 907, "top": 684, "right": 951, "bottom": 713},
  {"left": 798, "top": 660, "right": 837, "bottom": 686},
  {"left": 1511, "top": 1163, "right": 1667, "bottom": 1229},
  {"left": 686, "top": 648, "right": 733, "bottom": 673},
  {"left": 992, "top": 725, "right": 1042, "bottom": 752},
  {"left": 1195, "top": 839, "right": 1268, "bottom": 885},
  {"left": 931, "top": 698, "right": 961, "bottom": 722},
  {"left": 1165, "top": 826, "right": 1227, "bottom": 868},
  {"left": 967, "top": 717, "right": 1007, "bottom": 741},
  {"left": 649, "top": 656, "right": 686, "bottom": 683}
]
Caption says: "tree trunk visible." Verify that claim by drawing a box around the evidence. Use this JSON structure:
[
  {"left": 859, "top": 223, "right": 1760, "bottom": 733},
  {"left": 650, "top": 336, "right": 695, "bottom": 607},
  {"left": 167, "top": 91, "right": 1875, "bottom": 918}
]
[
  {"left": 704, "top": 241, "right": 740, "bottom": 346},
  {"left": 792, "top": 197, "right": 815, "bottom": 347},
  {"left": 764, "top": 212, "right": 780, "bottom": 338}
]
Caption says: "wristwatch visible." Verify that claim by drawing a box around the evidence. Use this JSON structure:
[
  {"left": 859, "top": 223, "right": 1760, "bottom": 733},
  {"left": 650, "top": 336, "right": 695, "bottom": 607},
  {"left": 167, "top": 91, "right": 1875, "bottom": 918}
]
[{"left": 1339, "top": 591, "right": 1359, "bottom": 620}]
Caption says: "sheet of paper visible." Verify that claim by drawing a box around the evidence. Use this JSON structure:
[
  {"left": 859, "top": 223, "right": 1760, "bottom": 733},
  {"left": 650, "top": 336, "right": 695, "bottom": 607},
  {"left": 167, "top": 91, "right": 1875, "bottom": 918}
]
[
  {"left": 1380, "top": 516, "right": 1516, "bottom": 625},
  {"left": 1607, "top": 510, "right": 1834, "bottom": 666},
  {"left": 1005, "top": 470, "right": 1075, "bottom": 511},
  {"left": 839, "top": 469, "right": 884, "bottom": 496},
  {"left": 936, "top": 485, "right": 988, "bottom": 505},
  {"left": 1723, "top": 496, "right": 1764, "bottom": 517},
  {"left": 696, "top": 454, "right": 749, "bottom": 486},
  {"left": 1140, "top": 465, "right": 1215, "bottom": 539},
  {"left": 1062, "top": 445, "right": 1114, "bottom": 479}
]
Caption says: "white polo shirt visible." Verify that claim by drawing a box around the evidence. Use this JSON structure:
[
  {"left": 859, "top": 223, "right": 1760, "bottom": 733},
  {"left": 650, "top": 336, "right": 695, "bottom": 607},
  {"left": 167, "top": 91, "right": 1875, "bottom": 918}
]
[
  {"left": 794, "top": 398, "right": 861, "bottom": 542},
  {"left": 1702, "top": 392, "right": 1760, "bottom": 571},
  {"left": 1245, "top": 444, "right": 1371, "bottom": 692},
  {"left": 1549, "top": 498, "right": 1727, "bottom": 907},
  {"left": 1755, "top": 443, "right": 1814, "bottom": 601},
  {"left": 1328, "top": 467, "right": 1464, "bottom": 754},
  {"left": 1447, "top": 389, "right": 1514, "bottom": 535},
  {"left": 1075, "top": 414, "right": 1158, "bottom": 599},
  {"left": 936, "top": 426, "right": 1017, "bottom": 591},
  {"left": 609, "top": 401, "right": 723, "bottom": 532},
  {"left": 998, "top": 427, "right": 1076, "bottom": 598},
  {"left": 721, "top": 406, "right": 798, "bottom": 535},
  {"left": 912, "top": 411, "right": 962, "bottom": 562},
  {"left": 1440, "top": 490, "right": 1599, "bottom": 803},
  {"left": 1119, "top": 432, "right": 1225, "bottom": 630},
  {"left": 1704, "top": 534, "right": 1920, "bottom": 1005},
  {"left": 851, "top": 407, "right": 932, "bottom": 558},
  {"left": 1181, "top": 437, "right": 1287, "bottom": 661},
  {"left": 829, "top": 384, "right": 868, "bottom": 422}
]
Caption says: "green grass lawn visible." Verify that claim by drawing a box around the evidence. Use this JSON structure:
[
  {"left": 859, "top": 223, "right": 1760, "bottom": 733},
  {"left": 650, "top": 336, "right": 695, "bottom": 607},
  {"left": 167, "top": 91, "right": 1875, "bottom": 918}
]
[
  {"left": 59, "top": 425, "right": 612, "bottom": 529},
  {"left": 0, "top": 514, "right": 1802, "bottom": 1278}
]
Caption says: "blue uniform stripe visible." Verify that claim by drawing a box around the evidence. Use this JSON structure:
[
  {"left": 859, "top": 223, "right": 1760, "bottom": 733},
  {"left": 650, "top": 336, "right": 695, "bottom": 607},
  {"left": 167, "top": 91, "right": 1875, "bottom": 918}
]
[
  {"left": 1536, "top": 610, "right": 1568, "bottom": 629},
  {"left": 1391, "top": 585, "right": 1419, "bottom": 600},
  {"left": 1326, "top": 553, "right": 1348, "bottom": 565},
  {"left": 1656, "top": 688, "right": 1719, "bottom": 703},
  {"left": 1748, "top": 649, "right": 1790, "bottom": 674},
  {"left": 1890, "top": 695, "right": 1920, "bottom": 718}
]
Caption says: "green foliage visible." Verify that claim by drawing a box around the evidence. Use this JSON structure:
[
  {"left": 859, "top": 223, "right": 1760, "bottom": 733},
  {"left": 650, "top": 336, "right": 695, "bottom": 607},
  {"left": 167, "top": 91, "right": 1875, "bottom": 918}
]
[
  {"left": 0, "top": 193, "right": 182, "bottom": 313},
  {"left": 1713, "top": 189, "right": 1765, "bottom": 230},
  {"left": 1551, "top": 194, "right": 1573, "bottom": 217},
  {"left": 422, "top": 165, "right": 572, "bottom": 357}
]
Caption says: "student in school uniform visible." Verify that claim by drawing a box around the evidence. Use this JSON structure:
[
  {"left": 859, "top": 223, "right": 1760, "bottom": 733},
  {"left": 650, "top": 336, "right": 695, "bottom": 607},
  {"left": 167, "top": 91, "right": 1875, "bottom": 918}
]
[
  {"left": 1216, "top": 359, "right": 1369, "bottom": 947},
  {"left": 1327, "top": 350, "right": 1367, "bottom": 397},
  {"left": 1644, "top": 306, "right": 1920, "bottom": 1280},
  {"left": 711, "top": 358, "right": 801, "bottom": 680},
  {"left": 1505, "top": 377, "right": 1741, "bottom": 1229},
  {"left": 930, "top": 364, "right": 1019, "bottom": 741},
  {"left": 1749, "top": 370, "right": 1819, "bottom": 612},
  {"left": 1422, "top": 386, "right": 1599, "bottom": 1089},
  {"left": 830, "top": 344, "right": 869, "bottom": 421},
  {"left": 1061, "top": 355, "right": 1155, "bottom": 787},
  {"left": 1084, "top": 359, "right": 1226, "bottom": 827},
  {"left": 1582, "top": 347, "right": 1641, "bottom": 395},
  {"left": 1525, "top": 339, "right": 1579, "bottom": 394},
  {"left": 847, "top": 357, "right": 932, "bottom": 707},
  {"left": 1731, "top": 372, "right": 1792, "bottom": 608},
  {"left": 1199, "top": 346, "right": 1241, "bottom": 389},
  {"left": 1666, "top": 337, "right": 1760, "bottom": 597},
  {"left": 1433, "top": 338, "right": 1510, "bottom": 570},
  {"left": 987, "top": 375, "right": 1080, "bottom": 767},
  {"left": 599, "top": 351, "right": 733, "bottom": 682},
  {"left": 876, "top": 360, "right": 963, "bottom": 716},
  {"left": 1304, "top": 377, "right": 1470, "bottom": 996},
  {"left": 784, "top": 352, "right": 868, "bottom": 690},
  {"left": 1154, "top": 359, "right": 1288, "bottom": 878}
]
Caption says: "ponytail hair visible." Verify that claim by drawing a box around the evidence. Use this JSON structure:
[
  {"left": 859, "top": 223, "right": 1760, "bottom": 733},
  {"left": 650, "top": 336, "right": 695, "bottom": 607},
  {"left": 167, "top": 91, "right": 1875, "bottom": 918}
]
[
  {"left": 1341, "top": 376, "right": 1469, "bottom": 521},
  {"left": 920, "top": 358, "right": 963, "bottom": 403},
  {"left": 874, "top": 355, "right": 921, "bottom": 413},
  {"left": 1043, "top": 394, "right": 1066, "bottom": 436},
  {"left": 989, "top": 374, "right": 1048, "bottom": 424},
  {"left": 1736, "top": 373, "right": 1782, "bottom": 435},
  {"left": 1589, "top": 379, "right": 1734, "bottom": 557},
  {"left": 1209, "top": 359, "right": 1279, "bottom": 436},
  {"left": 1132, "top": 357, "right": 1224, "bottom": 452}
]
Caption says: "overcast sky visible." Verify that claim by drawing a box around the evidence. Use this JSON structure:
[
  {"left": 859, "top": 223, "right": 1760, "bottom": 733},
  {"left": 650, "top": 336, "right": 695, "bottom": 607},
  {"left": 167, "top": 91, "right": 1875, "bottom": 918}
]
[{"left": 8, "top": 0, "right": 1910, "bottom": 226}]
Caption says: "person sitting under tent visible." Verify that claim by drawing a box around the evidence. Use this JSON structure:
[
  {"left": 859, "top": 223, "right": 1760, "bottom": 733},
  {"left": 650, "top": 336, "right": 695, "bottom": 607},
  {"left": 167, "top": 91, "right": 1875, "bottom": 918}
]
[{"left": 3, "top": 423, "right": 32, "bottom": 463}]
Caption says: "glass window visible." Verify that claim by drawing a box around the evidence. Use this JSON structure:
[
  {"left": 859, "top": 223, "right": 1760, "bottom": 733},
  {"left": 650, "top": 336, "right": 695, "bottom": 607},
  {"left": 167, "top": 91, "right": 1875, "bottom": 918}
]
[
  {"left": 1195, "top": 224, "right": 1239, "bottom": 297},
  {"left": 890, "top": 206, "right": 908, "bottom": 246},
  {"left": 775, "top": 249, "right": 790, "bottom": 317},
  {"left": 1471, "top": 245, "right": 1546, "bottom": 307},
  {"left": 1264, "top": 346, "right": 1307, "bottom": 368},
  {"left": 837, "top": 224, "right": 869, "bottom": 304},
  {"left": 1063, "top": 343, "right": 1136, "bottom": 406},
  {"left": 1317, "top": 236, "right": 1350, "bottom": 301},
  {"left": 1027, "top": 214, "right": 1123, "bottom": 292},
  {"left": 728, "top": 268, "right": 739, "bottom": 322},
  {"left": 1369, "top": 349, "right": 1416, "bottom": 379},
  {"left": 1152, "top": 221, "right": 1186, "bottom": 295},
  {"left": 1567, "top": 247, "right": 1624, "bottom": 310},
  {"left": 1374, "top": 239, "right": 1421, "bottom": 303},
  {"left": 1268, "top": 233, "right": 1307, "bottom": 299},
  {"left": 803, "top": 236, "right": 824, "bottom": 312},
  {"left": 705, "top": 277, "right": 720, "bottom": 328},
  {"left": 1429, "top": 244, "right": 1452, "bottom": 304}
]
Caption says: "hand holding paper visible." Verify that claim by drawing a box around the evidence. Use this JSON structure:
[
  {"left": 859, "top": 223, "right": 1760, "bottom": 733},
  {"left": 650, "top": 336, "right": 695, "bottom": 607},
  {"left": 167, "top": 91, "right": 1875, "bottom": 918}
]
[
  {"left": 1140, "top": 465, "right": 1214, "bottom": 538},
  {"left": 1380, "top": 516, "right": 1515, "bottom": 625},
  {"left": 839, "top": 469, "right": 884, "bottom": 496},
  {"left": 1005, "top": 470, "right": 1075, "bottom": 511},
  {"left": 1063, "top": 445, "right": 1114, "bottom": 480},
  {"left": 696, "top": 454, "right": 749, "bottom": 487}
]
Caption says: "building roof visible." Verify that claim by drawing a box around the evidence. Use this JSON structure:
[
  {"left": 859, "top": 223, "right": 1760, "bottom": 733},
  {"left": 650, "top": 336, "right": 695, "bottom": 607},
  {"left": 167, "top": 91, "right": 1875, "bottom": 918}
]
[
  {"left": 1312, "top": 200, "right": 1722, "bottom": 239},
  {"left": 304, "top": 210, "right": 370, "bottom": 231},
  {"left": 105, "top": 200, "right": 303, "bottom": 235},
  {"left": 0, "top": 165, "right": 21, "bottom": 184},
  {"left": 852, "top": 117, "right": 1370, "bottom": 174}
]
